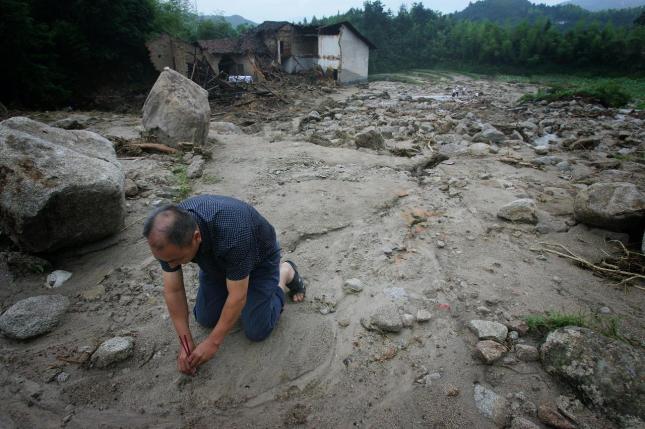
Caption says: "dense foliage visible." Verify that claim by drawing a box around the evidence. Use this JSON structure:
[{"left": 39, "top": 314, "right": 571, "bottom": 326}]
[
  {"left": 0, "top": 0, "right": 239, "bottom": 108},
  {"left": 313, "top": 1, "right": 645, "bottom": 75},
  {"left": 455, "top": 0, "right": 643, "bottom": 28}
]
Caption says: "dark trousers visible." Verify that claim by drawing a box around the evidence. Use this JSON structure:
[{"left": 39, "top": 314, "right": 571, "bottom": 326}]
[{"left": 193, "top": 249, "right": 285, "bottom": 341}]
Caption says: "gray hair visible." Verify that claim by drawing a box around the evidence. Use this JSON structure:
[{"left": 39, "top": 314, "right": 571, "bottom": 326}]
[{"left": 142, "top": 204, "right": 197, "bottom": 247}]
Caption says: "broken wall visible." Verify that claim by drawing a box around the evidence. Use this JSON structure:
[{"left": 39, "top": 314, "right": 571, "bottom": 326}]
[
  {"left": 338, "top": 25, "right": 370, "bottom": 83},
  {"left": 146, "top": 34, "right": 200, "bottom": 76},
  {"left": 318, "top": 34, "right": 341, "bottom": 73}
]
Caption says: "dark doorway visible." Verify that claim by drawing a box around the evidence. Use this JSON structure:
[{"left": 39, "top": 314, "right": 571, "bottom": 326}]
[{"left": 218, "top": 55, "right": 236, "bottom": 75}]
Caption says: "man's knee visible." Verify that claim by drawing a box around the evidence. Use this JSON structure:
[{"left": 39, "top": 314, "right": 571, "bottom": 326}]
[{"left": 243, "top": 323, "right": 273, "bottom": 342}]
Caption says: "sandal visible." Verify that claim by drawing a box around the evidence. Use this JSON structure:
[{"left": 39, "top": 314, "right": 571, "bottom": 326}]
[{"left": 284, "top": 260, "right": 306, "bottom": 300}]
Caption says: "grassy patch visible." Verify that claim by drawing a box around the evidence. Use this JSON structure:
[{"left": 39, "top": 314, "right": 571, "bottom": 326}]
[
  {"left": 171, "top": 165, "right": 191, "bottom": 201},
  {"left": 523, "top": 311, "right": 639, "bottom": 347},
  {"left": 520, "top": 81, "right": 633, "bottom": 107},
  {"left": 524, "top": 311, "right": 588, "bottom": 333}
]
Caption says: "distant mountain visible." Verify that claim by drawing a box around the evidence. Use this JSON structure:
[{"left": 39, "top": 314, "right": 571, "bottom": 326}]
[
  {"left": 453, "top": 0, "right": 644, "bottom": 27},
  {"left": 201, "top": 14, "right": 256, "bottom": 28},
  {"left": 560, "top": 0, "right": 645, "bottom": 11}
]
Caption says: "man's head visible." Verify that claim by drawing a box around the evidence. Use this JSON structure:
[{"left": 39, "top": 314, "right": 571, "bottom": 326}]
[{"left": 143, "top": 205, "right": 201, "bottom": 269}]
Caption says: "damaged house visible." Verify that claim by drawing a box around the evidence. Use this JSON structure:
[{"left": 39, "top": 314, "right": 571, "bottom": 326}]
[{"left": 146, "top": 21, "right": 375, "bottom": 86}]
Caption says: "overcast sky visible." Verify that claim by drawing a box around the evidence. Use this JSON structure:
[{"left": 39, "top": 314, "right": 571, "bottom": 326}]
[{"left": 194, "top": 0, "right": 565, "bottom": 23}]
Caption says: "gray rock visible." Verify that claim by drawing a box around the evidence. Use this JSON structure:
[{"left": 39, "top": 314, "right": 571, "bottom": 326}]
[
  {"left": 532, "top": 155, "right": 563, "bottom": 166},
  {"left": 515, "top": 344, "right": 539, "bottom": 362},
  {"left": 541, "top": 326, "right": 644, "bottom": 422},
  {"left": 474, "top": 126, "right": 506, "bottom": 144},
  {"left": 0, "top": 117, "right": 125, "bottom": 253},
  {"left": 0, "top": 295, "right": 70, "bottom": 339},
  {"left": 468, "top": 320, "right": 508, "bottom": 343},
  {"left": 142, "top": 68, "right": 210, "bottom": 148},
  {"left": 343, "top": 278, "right": 364, "bottom": 294},
  {"left": 510, "top": 417, "right": 540, "bottom": 429},
  {"left": 368, "top": 303, "right": 402, "bottom": 333},
  {"left": 91, "top": 336, "right": 134, "bottom": 368},
  {"left": 124, "top": 178, "right": 139, "bottom": 197},
  {"left": 475, "top": 340, "right": 507, "bottom": 364},
  {"left": 186, "top": 155, "right": 205, "bottom": 179},
  {"left": 416, "top": 309, "right": 432, "bottom": 322},
  {"left": 209, "top": 121, "right": 242, "bottom": 135},
  {"left": 401, "top": 313, "right": 415, "bottom": 327},
  {"left": 355, "top": 128, "right": 385, "bottom": 150},
  {"left": 497, "top": 199, "right": 538, "bottom": 225},
  {"left": 307, "top": 111, "right": 321, "bottom": 121},
  {"left": 474, "top": 384, "right": 509, "bottom": 427},
  {"left": 469, "top": 143, "right": 491, "bottom": 156},
  {"left": 574, "top": 182, "right": 645, "bottom": 231},
  {"left": 534, "top": 146, "right": 549, "bottom": 155}
]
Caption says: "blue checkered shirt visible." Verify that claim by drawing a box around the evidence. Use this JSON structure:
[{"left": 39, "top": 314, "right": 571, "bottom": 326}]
[{"left": 159, "top": 195, "right": 279, "bottom": 280}]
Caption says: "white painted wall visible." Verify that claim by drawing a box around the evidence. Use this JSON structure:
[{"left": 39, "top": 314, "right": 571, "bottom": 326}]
[
  {"left": 318, "top": 34, "right": 340, "bottom": 71},
  {"left": 338, "top": 25, "right": 370, "bottom": 83}
]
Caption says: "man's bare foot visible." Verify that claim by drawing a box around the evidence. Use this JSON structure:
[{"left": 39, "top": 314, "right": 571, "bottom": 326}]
[{"left": 279, "top": 261, "right": 305, "bottom": 302}]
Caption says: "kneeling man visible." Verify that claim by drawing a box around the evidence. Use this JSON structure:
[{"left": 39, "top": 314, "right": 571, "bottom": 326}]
[{"left": 143, "top": 195, "right": 305, "bottom": 374}]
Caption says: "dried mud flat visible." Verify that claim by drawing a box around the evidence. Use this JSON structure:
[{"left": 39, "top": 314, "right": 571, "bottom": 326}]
[{"left": 1, "top": 72, "right": 644, "bottom": 428}]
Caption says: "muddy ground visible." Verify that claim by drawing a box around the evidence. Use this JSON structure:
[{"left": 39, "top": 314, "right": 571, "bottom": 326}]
[{"left": 1, "top": 72, "right": 644, "bottom": 428}]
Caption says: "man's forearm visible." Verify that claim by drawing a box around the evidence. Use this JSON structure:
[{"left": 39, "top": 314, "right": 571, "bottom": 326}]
[
  {"left": 164, "top": 288, "right": 191, "bottom": 336},
  {"left": 208, "top": 296, "right": 245, "bottom": 346}
]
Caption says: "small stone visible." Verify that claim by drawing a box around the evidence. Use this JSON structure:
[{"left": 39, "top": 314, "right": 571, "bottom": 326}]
[
  {"left": 436, "top": 240, "right": 446, "bottom": 248},
  {"left": 477, "top": 306, "right": 491, "bottom": 315},
  {"left": 382, "top": 246, "right": 393, "bottom": 255},
  {"left": 497, "top": 199, "right": 538, "bottom": 224},
  {"left": 474, "top": 384, "right": 509, "bottom": 426},
  {"left": 475, "top": 340, "right": 507, "bottom": 364},
  {"left": 307, "top": 110, "right": 321, "bottom": 121},
  {"left": 599, "top": 306, "right": 611, "bottom": 315},
  {"left": 534, "top": 146, "right": 549, "bottom": 155},
  {"left": 537, "top": 404, "right": 576, "bottom": 429},
  {"left": 0, "top": 295, "right": 70, "bottom": 339},
  {"left": 124, "top": 178, "right": 139, "bottom": 197},
  {"left": 90, "top": 336, "right": 134, "bottom": 368},
  {"left": 56, "top": 372, "right": 69, "bottom": 383},
  {"left": 343, "top": 278, "right": 364, "bottom": 294},
  {"left": 508, "top": 331, "right": 519, "bottom": 342},
  {"left": 186, "top": 155, "right": 205, "bottom": 179},
  {"left": 468, "top": 320, "right": 508, "bottom": 343},
  {"left": 367, "top": 303, "right": 402, "bottom": 333},
  {"left": 401, "top": 313, "right": 415, "bottom": 327},
  {"left": 416, "top": 309, "right": 432, "bottom": 322},
  {"left": 446, "top": 386, "right": 460, "bottom": 397},
  {"left": 506, "top": 320, "right": 529, "bottom": 336},
  {"left": 338, "top": 319, "right": 350, "bottom": 328},
  {"left": 515, "top": 344, "right": 539, "bottom": 362},
  {"left": 469, "top": 143, "right": 491, "bottom": 156}
]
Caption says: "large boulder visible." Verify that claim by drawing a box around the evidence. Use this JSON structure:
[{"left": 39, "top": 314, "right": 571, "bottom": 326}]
[
  {"left": 541, "top": 326, "right": 644, "bottom": 424},
  {"left": 142, "top": 68, "right": 210, "bottom": 148},
  {"left": 0, "top": 295, "right": 70, "bottom": 339},
  {"left": 574, "top": 182, "right": 645, "bottom": 231},
  {"left": 0, "top": 117, "right": 125, "bottom": 252}
]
